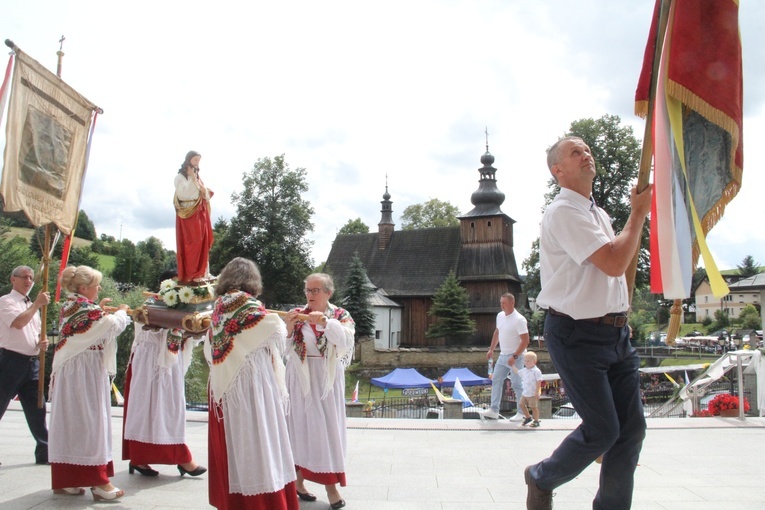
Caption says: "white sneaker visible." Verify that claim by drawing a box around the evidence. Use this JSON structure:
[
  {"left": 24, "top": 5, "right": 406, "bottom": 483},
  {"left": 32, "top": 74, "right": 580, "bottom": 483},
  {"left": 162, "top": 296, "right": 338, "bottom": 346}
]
[
  {"left": 509, "top": 413, "right": 525, "bottom": 422},
  {"left": 481, "top": 409, "right": 500, "bottom": 419}
]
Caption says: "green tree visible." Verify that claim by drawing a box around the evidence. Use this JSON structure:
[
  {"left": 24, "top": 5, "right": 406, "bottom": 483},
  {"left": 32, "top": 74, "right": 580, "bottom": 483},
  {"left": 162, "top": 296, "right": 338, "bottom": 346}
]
[
  {"left": 67, "top": 245, "right": 101, "bottom": 269},
  {"left": 400, "top": 198, "right": 460, "bottom": 230},
  {"left": 738, "top": 304, "right": 761, "bottom": 330},
  {"left": 736, "top": 255, "right": 760, "bottom": 278},
  {"left": 208, "top": 217, "right": 236, "bottom": 276},
  {"left": 0, "top": 220, "right": 36, "bottom": 295},
  {"left": 711, "top": 309, "right": 730, "bottom": 332},
  {"left": 338, "top": 217, "right": 369, "bottom": 235},
  {"left": 426, "top": 271, "right": 476, "bottom": 344},
  {"left": 521, "top": 114, "right": 649, "bottom": 296},
  {"left": 338, "top": 253, "right": 375, "bottom": 339},
  {"left": 91, "top": 234, "right": 119, "bottom": 255},
  {"left": 227, "top": 155, "right": 314, "bottom": 305},
  {"left": 628, "top": 308, "right": 655, "bottom": 344},
  {"left": 521, "top": 239, "right": 541, "bottom": 298},
  {"left": 28, "top": 226, "right": 64, "bottom": 260},
  {"left": 135, "top": 236, "right": 174, "bottom": 290},
  {"left": 73, "top": 210, "right": 97, "bottom": 241},
  {"left": 111, "top": 239, "right": 145, "bottom": 285}
]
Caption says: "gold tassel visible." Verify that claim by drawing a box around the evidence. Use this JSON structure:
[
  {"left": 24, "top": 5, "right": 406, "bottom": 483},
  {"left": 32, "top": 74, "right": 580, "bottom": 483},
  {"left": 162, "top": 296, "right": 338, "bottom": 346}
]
[
  {"left": 635, "top": 100, "right": 649, "bottom": 119},
  {"left": 665, "top": 300, "right": 683, "bottom": 346}
]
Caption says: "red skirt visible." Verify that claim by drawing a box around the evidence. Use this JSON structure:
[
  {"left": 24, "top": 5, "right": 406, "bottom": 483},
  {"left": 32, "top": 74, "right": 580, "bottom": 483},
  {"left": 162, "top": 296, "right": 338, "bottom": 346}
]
[
  {"left": 297, "top": 465, "right": 347, "bottom": 486},
  {"left": 208, "top": 396, "right": 299, "bottom": 510},
  {"left": 122, "top": 363, "right": 193, "bottom": 465},
  {"left": 51, "top": 461, "right": 114, "bottom": 489}
]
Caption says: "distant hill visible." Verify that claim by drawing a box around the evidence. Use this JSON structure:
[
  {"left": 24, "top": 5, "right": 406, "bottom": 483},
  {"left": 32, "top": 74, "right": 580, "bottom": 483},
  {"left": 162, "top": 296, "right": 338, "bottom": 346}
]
[
  {"left": 4, "top": 226, "right": 115, "bottom": 273},
  {"left": 6, "top": 226, "right": 93, "bottom": 248}
]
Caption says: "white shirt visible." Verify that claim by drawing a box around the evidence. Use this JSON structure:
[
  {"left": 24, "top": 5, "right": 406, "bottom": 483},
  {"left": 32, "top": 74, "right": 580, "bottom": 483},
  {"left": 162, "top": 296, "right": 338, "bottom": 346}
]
[
  {"left": 536, "top": 188, "right": 629, "bottom": 319},
  {"left": 496, "top": 309, "right": 528, "bottom": 356},
  {"left": 0, "top": 289, "right": 41, "bottom": 356},
  {"left": 519, "top": 366, "right": 543, "bottom": 398}
]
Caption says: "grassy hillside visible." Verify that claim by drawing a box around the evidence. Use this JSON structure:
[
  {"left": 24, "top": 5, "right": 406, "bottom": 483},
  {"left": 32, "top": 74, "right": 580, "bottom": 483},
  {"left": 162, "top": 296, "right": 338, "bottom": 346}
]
[
  {"left": 6, "top": 226, "right": 92, "bottom": 248},
  {"left": 4, "top": 226, "right": 115, "bottom": 272}
]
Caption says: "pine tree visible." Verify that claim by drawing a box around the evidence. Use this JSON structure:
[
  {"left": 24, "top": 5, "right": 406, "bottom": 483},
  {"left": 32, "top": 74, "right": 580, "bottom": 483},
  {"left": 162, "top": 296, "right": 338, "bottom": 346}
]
[
  {"left": 340, "top": 253, "right": 375, "bottom": 339},
  {"left": 426, "top": 271, "right": 476, "bottom": 344},
  {"left": 736, "top": 255, "right": 760, "bottom": 278}
]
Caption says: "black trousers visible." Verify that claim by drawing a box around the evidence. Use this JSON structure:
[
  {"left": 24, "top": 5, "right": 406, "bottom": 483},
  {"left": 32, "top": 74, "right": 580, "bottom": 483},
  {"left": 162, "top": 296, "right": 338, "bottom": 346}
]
[{"left": 0, "top": 348, "right": 49, "bottom": 463}]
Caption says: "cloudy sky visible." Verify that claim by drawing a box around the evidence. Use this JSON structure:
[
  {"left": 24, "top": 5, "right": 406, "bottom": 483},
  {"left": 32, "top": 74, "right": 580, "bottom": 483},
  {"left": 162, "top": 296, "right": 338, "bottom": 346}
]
[{"left": 2, "top": 0, "right": 764, "bottom": 274}]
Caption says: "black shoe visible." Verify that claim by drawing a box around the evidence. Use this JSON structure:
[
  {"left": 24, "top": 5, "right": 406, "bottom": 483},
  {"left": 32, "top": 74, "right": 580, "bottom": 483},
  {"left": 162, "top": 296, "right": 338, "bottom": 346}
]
[
  {"left": 330, "top": 499, "right": 346, "bottom": 509},
  {"left": 177, "top": 464, "right": 207, "bottom": 477},
  {"left": 524, "top": 466, "right": 553, "bottom": 510},
  {"left": 297, "top": 491, "right": 317, "bottom": 502},
  {"left": 129, "top": 464, "right": 159, "bottom": 476},
  {"left": 35, "top": 460, "right": 50, "bottom": 465}
]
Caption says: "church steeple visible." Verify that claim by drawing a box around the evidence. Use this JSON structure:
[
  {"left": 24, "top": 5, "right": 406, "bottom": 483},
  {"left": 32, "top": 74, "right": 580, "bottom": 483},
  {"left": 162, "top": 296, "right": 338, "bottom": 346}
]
[
  {"left": 378, "top": 176, "right": 394, "bottom": 250},
  {"left": 464, "top": 128, "right": 506, "bottom": 217}
]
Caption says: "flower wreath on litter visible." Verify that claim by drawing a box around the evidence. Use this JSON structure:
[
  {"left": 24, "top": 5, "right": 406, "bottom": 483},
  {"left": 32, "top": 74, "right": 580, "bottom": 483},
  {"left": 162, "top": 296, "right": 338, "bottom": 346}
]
[{"left": 159, "top": 279, "right": 214, "bottom": 308}]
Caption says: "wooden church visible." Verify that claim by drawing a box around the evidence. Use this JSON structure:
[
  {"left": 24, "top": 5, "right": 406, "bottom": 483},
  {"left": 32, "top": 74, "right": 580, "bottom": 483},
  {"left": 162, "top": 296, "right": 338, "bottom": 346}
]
[{"left": 324, "top": 143, "right": 523, "bottom": 347}]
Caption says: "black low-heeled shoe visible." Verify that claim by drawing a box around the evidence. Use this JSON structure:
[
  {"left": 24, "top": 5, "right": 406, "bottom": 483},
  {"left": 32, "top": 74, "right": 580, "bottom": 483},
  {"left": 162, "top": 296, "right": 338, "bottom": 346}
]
[
  {"left": 177, "top": 464, "right": 207, "bottom": 477},
  {"left": 330, "top": 498, "right": 346, "bottom": 509},
  {"left": 296, "top": 490, "right": 317, "bottom": 502},
  {"left": 129, "top": 464, "right": 159, "bottom": 477}
]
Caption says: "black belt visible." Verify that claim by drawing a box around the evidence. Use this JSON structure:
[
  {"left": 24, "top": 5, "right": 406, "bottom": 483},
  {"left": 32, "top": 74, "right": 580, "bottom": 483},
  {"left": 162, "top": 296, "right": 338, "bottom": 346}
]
[
  {"left": 548, "top": 308, "right": 628, "bottom": 328},
  {"left": 0, "top": 347, "right": 39, "bottom": 361}
]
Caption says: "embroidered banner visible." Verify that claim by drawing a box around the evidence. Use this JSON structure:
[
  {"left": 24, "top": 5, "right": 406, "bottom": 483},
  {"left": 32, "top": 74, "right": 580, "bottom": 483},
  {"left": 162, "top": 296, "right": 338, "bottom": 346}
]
[
  {"left": 0, "top": 49, "right": 97, "bottom": 235},
  {"left": 636, "top": 0, "right": 742, "bottom": 299}
]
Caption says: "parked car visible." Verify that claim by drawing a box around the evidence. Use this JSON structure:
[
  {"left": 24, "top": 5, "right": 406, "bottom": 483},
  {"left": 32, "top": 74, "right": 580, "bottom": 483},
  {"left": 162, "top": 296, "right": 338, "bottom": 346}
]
[{"left": 552, "top": 403, "right": 580, "bottom": 420}]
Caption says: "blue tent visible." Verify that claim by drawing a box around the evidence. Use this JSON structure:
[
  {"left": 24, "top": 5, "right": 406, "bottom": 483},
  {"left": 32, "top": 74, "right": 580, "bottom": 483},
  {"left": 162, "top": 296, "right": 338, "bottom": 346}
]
[
  {"left": 439, "top": 367, "right": 491, "bottom": 387},
  {"left": 371, "top": 368, "right": 434, "bottom": 389}
]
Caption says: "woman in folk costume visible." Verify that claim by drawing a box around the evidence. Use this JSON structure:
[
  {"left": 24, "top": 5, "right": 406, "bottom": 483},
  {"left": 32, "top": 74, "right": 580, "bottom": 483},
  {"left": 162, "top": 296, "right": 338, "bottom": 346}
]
[
  {"left": 49, "top": 266, "right": 130, "bottom": 501},
  {"left": 121, "top": 324, "right": 206, "bottom": 477},
  {"left": 283, "top": 273, "right": 355, "bottom": 510},
  {"left": 205, "top": 257, "right": 299, "bottom": 510},
  {"left": 174, "top": 150, "right": 214, "bottom": 283}
]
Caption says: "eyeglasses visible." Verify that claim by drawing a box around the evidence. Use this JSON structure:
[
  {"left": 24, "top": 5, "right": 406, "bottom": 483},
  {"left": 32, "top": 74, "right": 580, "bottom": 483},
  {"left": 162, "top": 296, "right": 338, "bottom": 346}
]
[{"left": 304, "top": 287, "right": 324, "bottom": 295}]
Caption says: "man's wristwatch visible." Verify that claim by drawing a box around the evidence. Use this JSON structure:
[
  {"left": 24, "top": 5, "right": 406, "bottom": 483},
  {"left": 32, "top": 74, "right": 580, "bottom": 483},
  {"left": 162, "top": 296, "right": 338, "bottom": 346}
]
[{"left": 512, "top": 353, "right": 519, "bottom": 360}]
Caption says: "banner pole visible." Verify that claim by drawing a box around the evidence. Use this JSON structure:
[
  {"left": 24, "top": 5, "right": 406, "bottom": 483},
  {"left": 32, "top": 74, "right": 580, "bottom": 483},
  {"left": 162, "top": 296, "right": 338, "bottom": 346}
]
[
  {"left": 625, "top": 0, "right": 672, "bottom": 305},
  {"left": 37, "top": 225, "right": 51, "bottom": 408}
]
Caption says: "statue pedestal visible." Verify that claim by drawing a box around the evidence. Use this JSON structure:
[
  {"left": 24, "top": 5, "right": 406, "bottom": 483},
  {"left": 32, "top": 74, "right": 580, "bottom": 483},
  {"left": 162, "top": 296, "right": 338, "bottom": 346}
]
[
  {"left": 135, "top": 278, "right": 217, "bottom": 336},
  {"left": 133, "top": 300, "right": 214, "bottom": 337}
]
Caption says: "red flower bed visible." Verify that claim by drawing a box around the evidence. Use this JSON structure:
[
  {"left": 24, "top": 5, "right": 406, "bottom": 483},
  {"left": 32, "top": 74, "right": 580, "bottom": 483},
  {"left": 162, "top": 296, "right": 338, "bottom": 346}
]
[{"left": 707, "top": 393, "right": 750, "bottom": 415}]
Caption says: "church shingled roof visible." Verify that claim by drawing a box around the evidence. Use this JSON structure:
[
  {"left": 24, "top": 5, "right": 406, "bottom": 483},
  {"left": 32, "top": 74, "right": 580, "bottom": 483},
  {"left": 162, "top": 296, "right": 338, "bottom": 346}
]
[{"left": 325, "top": 227, "right": 462, "bottom": 296}]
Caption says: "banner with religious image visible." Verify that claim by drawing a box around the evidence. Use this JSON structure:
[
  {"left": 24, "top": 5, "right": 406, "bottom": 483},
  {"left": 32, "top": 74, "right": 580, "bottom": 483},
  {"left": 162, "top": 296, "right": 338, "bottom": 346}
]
[{"left": 0, "top": 49, "right": 96, "bottom": 235}]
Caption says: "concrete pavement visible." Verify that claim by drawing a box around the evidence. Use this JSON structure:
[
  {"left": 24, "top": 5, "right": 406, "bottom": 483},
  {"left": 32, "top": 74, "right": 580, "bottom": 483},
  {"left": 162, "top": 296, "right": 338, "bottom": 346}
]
[{"left": 1, "top": 401, "right": 764, "bottom": 509}]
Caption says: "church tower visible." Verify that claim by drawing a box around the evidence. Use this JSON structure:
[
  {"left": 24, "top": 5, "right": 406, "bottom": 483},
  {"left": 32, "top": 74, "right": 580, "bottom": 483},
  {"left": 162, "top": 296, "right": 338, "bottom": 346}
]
[
  {"left": 377, "top": 181, "right": 394, "bottom": 251},
  {"left": 457, "top": 134, "right": 522, "bottom": 333}
]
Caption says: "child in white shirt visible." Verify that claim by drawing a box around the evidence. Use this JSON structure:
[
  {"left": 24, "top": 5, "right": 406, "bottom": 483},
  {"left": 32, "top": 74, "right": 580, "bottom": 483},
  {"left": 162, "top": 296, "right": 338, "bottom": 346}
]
[{"left": 512, "top": 351, "right": 543, "bottom": 427}]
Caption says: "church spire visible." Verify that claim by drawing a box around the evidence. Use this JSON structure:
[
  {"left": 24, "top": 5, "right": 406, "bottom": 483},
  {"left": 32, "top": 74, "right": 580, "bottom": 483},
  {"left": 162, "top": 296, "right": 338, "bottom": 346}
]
[
  {"left": 464, "top": 128, "right": 506, "bottom": 217},
  {"left": 378, "top": 176, "right": 394, "bottom": 250}
]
